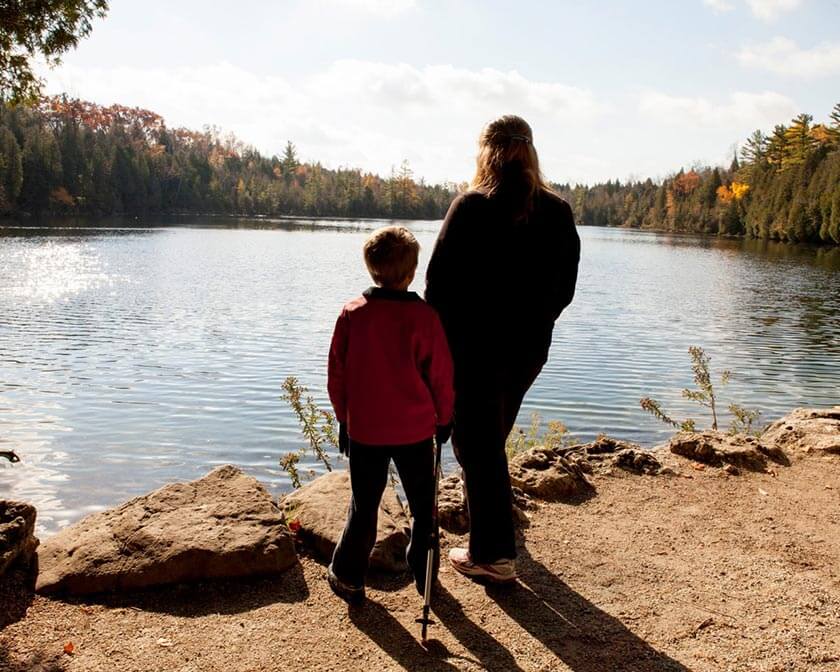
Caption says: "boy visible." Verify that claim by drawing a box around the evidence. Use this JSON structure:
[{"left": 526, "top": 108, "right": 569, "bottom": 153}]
[{"left": 327, "top": 225, "right": 454, "bottom": 603}]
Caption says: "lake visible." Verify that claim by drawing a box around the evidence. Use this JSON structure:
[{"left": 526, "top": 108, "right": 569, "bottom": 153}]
[{"left": 1, "top": 218, "right": 838, "bottom": 535}]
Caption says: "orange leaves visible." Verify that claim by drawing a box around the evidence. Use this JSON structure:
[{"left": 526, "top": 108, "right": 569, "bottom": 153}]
[
  {"left": 50, "top": 187, "right": 76, "bottom": 207},
  {"left": 717, "top": 182, "right": 750, "bottom": 203},
  {"left": 288, "top": 519, "right": 302, "bottom": 534},
  {"left": 673, "top": 170, "right": 701, "bottom": 196},
  {"left": 63, "top": 641, "right": 75, "bottom": 655}
]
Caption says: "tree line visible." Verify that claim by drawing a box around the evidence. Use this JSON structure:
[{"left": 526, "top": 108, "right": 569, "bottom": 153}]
[
  {"left": 0, "top": 97, "right": 457, "bottom": 219},
  {"left": 1, "top": 97, "right": 839, "bottom": 244},
  {"left": 553, "top": 104, "right": 840, "bottom": 245}
]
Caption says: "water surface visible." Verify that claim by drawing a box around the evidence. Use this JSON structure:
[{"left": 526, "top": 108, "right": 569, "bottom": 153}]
[{"left": 1, "top": 218, "right": 838, "bottom": 534}]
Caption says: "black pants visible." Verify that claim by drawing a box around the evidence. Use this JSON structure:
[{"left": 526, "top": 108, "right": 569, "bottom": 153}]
[
  {"left": 331, "top": 437, "right": 439, "bottom": 589},
  {"left": 452, "top": 362, "right": 543, "bottom": 564}
]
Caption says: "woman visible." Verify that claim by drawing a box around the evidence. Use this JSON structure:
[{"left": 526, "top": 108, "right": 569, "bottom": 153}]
[{"left": 425, "top": 115, "right": 580, "bottom": 582}]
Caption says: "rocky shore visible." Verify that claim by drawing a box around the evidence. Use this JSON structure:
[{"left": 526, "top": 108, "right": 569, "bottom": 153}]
[{"left": 1, "top": 406, "right": 838, "bottom": 671}]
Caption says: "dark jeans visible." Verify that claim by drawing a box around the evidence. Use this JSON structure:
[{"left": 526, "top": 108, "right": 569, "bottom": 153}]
[
  {"left": 452, "top": 362, "right": 543, "bottom": 564},
  {"left": 331, "top": 437, "right": 439, "bottom": 589}
]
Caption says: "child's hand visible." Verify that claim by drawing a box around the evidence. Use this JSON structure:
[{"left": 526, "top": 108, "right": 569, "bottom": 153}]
[
  {"left": 339, "top": 423, "right": 350, "bottom": 456},
  {"left": 435, "top": 423, "right": 452, "bottom": 446}
]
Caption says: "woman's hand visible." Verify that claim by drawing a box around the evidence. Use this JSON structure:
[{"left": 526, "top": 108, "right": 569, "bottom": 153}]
[{"left": 436, "top": 423, "right": 453, "bottom": 446}]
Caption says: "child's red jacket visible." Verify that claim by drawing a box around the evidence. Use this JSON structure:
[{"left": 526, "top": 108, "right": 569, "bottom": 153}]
[{"left": 328, "top": 287, "right": 455, "bottom": 446}]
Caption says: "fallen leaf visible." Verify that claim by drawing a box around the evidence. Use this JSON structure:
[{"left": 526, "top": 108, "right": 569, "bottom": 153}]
[
  {"left": 691, "top": 463, "right": 705, "bottom": 471},
  {"left": 63, "top": 641, "right": 75, "bottom": 655},
  {"left": 758, "top": 488, "right": 769, "bottom": 497},
  {"left": 157, "top": 638, "right": 174, "bottom": 647}
]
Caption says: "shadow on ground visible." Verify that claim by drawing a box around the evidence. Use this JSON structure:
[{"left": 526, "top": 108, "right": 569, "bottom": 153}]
[
  {"left": 0, "top": 562, "right": 37, "bottom": 630},
  {"left": 349, "top": 598, "right": 470, "bottom": 671},
  {"left": 486, "top": 545, "right": 690, "bottom": 672},
  {"left": 0, "top": 647, "right": 65, "bottom": 672},
  {"left": 66, "top": 561, "right": 310, "bottom": 616}
]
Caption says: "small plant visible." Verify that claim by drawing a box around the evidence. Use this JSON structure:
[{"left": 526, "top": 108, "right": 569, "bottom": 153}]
[
  {"left": 506, "top": 412, "right": 577, "bottom": 457},
  {"left": 280, "top": 376, "right": 339, "bottom": 488},
  {"left": 728, "top": 403, "right": 762, "bottom": 435},
  {"left": 640, "top": 346, "right": 761, "bottom": 435}
]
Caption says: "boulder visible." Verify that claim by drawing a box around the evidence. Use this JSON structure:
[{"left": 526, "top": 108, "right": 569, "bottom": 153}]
[
  {"left": 508, "top": 446, "right": 593, "bottom": 500},
  {"left": 437, "top": 472, "right": 532, "bottom": 534},
  {"left": 570, "top": 436, "right": 662, "bottom": 475},
  {"left": 669, "top": 431, "right": 788, "bottom": 472},
  {"left": 0, "top": 500, "right": 39, "bottom": 577},
  {"left": 281, "top": 471, "right": 409, "bottom": 572},
  {"left": 36, "top": 465, "right": 297, "bottom": 596},
  {"left": 438, "top": 473, "right": 470, "bottom": 535},
  {"left": 762, "top": 407, "right": 840, "bottom": 456}
]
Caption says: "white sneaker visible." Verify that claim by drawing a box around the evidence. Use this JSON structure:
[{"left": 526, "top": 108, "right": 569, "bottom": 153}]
[{"left": 448, "top": 547, "right": 517, "bottom": 583}]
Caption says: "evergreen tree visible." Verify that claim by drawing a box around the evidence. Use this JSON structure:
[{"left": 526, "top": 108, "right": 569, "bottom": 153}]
[
  {"left": 0, "top": 126, "right": 23, "bottom": 209},
  {"left": 740, "top": 130, "right": 768, "bottom": 165},
  {"left": 783, "top": 114, "right": 818, "bottom": 169}
]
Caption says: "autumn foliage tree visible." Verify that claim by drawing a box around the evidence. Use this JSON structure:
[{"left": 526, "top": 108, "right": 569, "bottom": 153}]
[
  {"left": 0, "top": 1, "right": 109, "bottom": 102},
  {"left": 555, "top": 102, "right": 840, "bottom": 245},
  {"left": 0, "top": 96, "right": 456, "bottom": 219}
]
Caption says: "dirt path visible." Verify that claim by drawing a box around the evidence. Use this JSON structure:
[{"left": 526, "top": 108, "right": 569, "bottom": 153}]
[{"left": 2, "top": 453, "right": 839, "bottom": 671}]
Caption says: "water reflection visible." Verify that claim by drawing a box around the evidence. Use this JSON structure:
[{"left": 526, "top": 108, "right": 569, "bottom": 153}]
[{"left": 0, "top": 220, "right": 838, "bottom": 535}]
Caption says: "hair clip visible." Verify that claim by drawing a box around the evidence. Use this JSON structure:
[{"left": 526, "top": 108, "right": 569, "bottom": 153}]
[{"left": 508, "top": 134, "right": 531, "bottom": 144}]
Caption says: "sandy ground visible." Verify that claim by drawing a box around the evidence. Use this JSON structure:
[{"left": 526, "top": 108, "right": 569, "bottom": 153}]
[{"left": 2, "top": 452, "right": 839, "bottom": 672}]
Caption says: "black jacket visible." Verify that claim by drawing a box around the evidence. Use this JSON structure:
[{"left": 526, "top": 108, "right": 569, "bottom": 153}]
[{"left": 425, "top": 188, "right": 580, "bottom": 386}]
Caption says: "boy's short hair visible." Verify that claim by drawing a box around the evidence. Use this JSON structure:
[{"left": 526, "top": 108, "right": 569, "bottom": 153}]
[{"left": 363, "top": 226, "right": 420, "bottom": 288}]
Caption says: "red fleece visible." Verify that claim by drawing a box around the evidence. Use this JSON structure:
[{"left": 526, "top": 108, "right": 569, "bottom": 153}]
[{"left": 328, "top": 289, "right": 454, "bottom": 446}]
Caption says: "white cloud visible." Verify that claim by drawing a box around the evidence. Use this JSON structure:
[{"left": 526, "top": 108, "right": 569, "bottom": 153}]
[
  {"left": 639, "top": 90, "right": 798, "bottom": 129},
  {"left": 744, "top": 0, "right": 802, "bottom": 21},
  {"left": 317, "top": 0, "right": 416, "bottom": 16},
  {"left": 703, "top": 0, "right": 735, "bottom": 14},
  {"left": 737, "top": 37, "right": 840, "bottom": 78},
  {"left": 43, "top": 60, "right": 605, "bottom": 184}
]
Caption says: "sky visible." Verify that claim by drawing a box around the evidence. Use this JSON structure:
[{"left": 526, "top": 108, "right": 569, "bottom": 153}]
[{"left": 41, "top": 0, "right": 840, "bottom": 186}]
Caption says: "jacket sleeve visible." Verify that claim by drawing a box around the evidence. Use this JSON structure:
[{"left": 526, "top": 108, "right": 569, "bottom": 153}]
[
  {"left": 546, "top": 201, "right": 581, "bottom": 322},
  {"left": 425, "top": 194, "right": 467, "bottom": 319},
  {"left": 327, "top": 309, "right": 350, "bottom": 424},
  {"left": 423, "top": 310, "right": 455, "bottom": 426}
]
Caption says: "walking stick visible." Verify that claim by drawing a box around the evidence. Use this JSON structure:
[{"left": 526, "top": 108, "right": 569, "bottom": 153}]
[{"left": 416, "top": 435, "right": 442, "bottom": 642}]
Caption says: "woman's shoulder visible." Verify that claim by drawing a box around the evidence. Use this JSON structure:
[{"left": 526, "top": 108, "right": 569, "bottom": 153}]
[
  {"left": 450, "top": 189, "right": 489, "bottom": 210},
  {"left": 537, "top": 188, "right": 573, "bottom": 216}
]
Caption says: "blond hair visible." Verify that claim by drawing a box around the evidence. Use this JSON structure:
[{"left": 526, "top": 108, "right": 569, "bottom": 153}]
[
  {"left": 363, "top": 225, "right": 420, "bottom": 288},
  {"left": 471, "top": 115, "right": 551, "bottom": 217}
]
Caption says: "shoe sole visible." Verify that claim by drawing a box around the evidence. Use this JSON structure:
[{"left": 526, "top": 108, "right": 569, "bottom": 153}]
[
  {"left": 449, "top": 559, "right": 517, "bottom": 584},
  {"left": 327, "top": 570, "right": 365, "bottom": 604}
]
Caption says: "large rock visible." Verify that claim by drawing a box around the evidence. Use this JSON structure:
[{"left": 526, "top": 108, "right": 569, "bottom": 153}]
[
  {"left": 0, "top": 500, "right": 39, "bottom": 577},
  {"left": 569, "top": 435, "right": 663, "bottom": 475},
  {"left": 438, "top": 473, "right": 470, "bottom": 534},
  {"left": 669, "top": 431, "right": 788, "bottom": 471},
  {"left": 508, "top": 446, "right": 593, "bottom": 500},
  {"left": 36, "top": 465, "right": 297, "bottom": 595},
  {"left": 762, "top": 407, "right": 840, "bottom": 455},
  {"left": 281, "top": 470, "right": 409, "bottom": 572}
]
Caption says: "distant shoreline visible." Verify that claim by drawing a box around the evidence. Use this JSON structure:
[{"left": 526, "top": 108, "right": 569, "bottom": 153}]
[{"left": 3, "top": 214, "right": 840, "bottom": 248}]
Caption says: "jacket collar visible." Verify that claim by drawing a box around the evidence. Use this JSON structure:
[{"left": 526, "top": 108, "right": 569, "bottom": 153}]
[{"left": 363, "top": 286, "right": 421, "bottom": 302}]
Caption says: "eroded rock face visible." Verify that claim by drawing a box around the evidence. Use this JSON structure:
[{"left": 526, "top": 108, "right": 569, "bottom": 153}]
[
  {"left": 762, "top": 407, "right": 840, "bottom": 456},
  {"left": 508, "top": 447, "right": 593, "bottom": 501},
  {"left": 669, "top": 431, "right": 788, "bottom": 471},
  {"left": 36, "top": 465, "right": 297, "bottom": 595},
  {"left": 281, "top": 470, "right": 409, "bottom": 572},
  {"left": 570, "top": 436, "right": 663, "bottom": 475},
  {"left": 438, "top": 473, "right": 470, "bottom": 535},
  {"left": 0, "top": 500, "right": 38, "bottom": 577}
]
